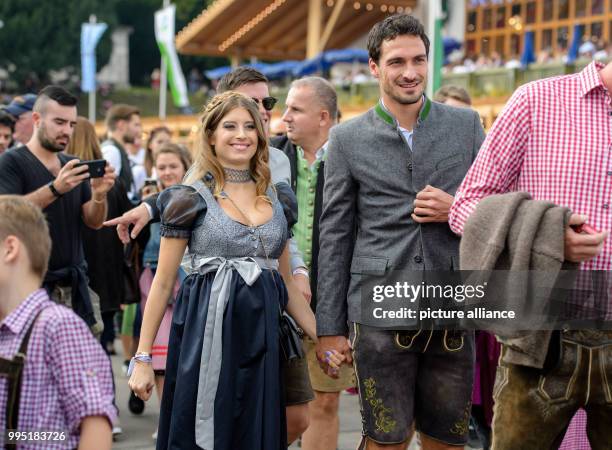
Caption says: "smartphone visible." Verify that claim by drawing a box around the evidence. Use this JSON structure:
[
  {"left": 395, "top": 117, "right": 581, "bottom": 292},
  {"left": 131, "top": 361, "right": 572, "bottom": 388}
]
[
  {"left": 75, "top": 159, "right": 107, "bottom": 178},
  {"left": 142, "top": 178, "right": 159, "bottom": 195}
]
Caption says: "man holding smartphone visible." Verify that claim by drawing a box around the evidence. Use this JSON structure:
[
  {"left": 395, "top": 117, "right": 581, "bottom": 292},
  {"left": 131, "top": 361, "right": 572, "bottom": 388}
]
[{"left": 0, "top": 85, "right": 116, "bottom": 334}]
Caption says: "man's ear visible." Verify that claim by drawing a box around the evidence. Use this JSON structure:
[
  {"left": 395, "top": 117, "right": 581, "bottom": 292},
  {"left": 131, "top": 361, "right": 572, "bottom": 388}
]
[
  {"left": 2, "top": 236, "right": 20, "bottom": 264},
  {"left": 32, "top": 111, "right": 42, "bottom": 128},
  {"left": 369, "top": 58, "right": 380, "bottom": 79},
  {"left": 320, "top": 110, "right": 330, "bottom": 126}
]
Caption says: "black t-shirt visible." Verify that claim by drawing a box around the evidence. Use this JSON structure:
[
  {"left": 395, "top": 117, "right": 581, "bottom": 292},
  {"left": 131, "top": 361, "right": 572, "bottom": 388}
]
[{"left": 0, "top": 146, "right": 91, "bottom": 271}]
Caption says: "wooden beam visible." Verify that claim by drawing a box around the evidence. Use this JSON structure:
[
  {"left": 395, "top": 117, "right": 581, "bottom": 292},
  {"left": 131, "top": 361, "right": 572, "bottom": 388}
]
[
  {"left": 324, "top": 10, "right": 380, "bottom": 50},
  {"left": 307, "top": 0, "right": 322, "bottom": 58},
  {"left": 319, "top": 0, "right": 346, "bottom": 52},
  {"left": 230, "top": 53, "right": 241, "bottom": 67},
  {"left": 250, "top": 1, "right": 308, "bottom": 49},
  {"left": 176, "top": 0, "right": 236, "bottom": 51}
]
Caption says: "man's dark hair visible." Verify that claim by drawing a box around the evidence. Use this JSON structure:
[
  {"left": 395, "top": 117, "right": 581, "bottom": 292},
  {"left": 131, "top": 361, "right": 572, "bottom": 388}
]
[
  {"left": 217, "top": 67, "right": 268, "bottom": 93},
  {"left": 367, "top": 14, "right": 430, "bottom": 63},
  {"left": 33, "top": 85, "right": 78, "bottom": 114},
  {"left": 105, "top": 104, "right": 140, "bottom": 131},
  {"left": 0, "top": 112, "right": 15, "bottom": 131}
]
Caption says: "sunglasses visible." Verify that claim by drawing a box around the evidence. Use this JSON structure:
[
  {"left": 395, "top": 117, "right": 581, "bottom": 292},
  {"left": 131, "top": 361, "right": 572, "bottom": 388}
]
[{"left": 252, "top": 96, "right": 278, "bottom": 111}]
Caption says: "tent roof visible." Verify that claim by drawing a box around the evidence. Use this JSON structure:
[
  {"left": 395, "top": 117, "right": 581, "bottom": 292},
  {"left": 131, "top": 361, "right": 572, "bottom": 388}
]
[{"left": 176, "top": 0, "right": 417, "bottom": 60}]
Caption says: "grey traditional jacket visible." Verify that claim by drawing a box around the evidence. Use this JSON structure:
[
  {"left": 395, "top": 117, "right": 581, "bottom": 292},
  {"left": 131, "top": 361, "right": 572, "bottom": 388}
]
[{"left": 316, "top": 98, "right": 485, "bottom": 336}]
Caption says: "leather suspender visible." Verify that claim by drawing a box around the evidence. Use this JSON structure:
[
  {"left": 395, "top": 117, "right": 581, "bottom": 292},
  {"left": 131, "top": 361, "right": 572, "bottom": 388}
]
[{"left": 0, "top": 309, "right": 44, "bottom": 450}]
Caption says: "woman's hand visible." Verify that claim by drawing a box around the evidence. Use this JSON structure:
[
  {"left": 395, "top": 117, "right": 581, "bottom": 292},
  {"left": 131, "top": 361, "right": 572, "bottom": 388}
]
[
  {"left": 321, "top": 349, "right": 346, "bottom": 378},
  {"left": 128, "top": 361, "right": 155, "bottom": 401}
]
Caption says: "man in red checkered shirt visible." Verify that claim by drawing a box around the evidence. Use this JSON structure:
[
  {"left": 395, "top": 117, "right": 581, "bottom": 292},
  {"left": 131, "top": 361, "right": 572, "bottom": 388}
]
[{"left": 449, "top": 61, "right": 612, "bottom": 449}]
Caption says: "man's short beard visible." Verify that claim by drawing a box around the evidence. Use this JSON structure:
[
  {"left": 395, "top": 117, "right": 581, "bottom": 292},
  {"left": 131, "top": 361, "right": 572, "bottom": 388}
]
[
  {"left": 383, "top": 79, "right": 426, "bottom": 106},
  {"left": 123, "top": 133, "right": 136, "bottom": 144},
  {"left": 392, "top": 93, "right": 423, "bottom": 105},
  {"left": 37, "top": 125, "right": 67, "bottom": 153}
]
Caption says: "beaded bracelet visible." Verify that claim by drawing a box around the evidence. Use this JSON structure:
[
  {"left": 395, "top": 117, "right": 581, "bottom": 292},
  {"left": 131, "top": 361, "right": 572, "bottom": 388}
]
[{"left": 127, "top": 353, "right": 152, "bottom": 377}]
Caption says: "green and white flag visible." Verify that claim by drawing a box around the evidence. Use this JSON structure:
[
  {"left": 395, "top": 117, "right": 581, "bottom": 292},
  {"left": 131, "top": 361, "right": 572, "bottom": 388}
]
[
  {"left": 427, "top": 0, "right": 445, "bottom": 99},
  {"left": 155, "top": 4, "right": 189, "bottom": 108}
]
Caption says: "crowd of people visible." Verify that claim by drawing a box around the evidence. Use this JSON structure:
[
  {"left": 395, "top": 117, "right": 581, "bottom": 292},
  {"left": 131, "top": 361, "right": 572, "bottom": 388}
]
[{"left": 0, "top": 12, "right": 611, "bottom": 450}]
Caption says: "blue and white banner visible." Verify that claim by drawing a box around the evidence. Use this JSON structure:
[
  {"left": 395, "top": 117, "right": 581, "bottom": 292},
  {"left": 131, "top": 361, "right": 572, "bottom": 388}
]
[{"left": 81, "top": 22, "right": 108, "bottom": 93}]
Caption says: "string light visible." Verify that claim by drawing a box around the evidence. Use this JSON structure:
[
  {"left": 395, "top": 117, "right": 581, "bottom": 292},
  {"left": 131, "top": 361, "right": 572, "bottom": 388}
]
[
  {"left": 218, "top": 0, "right": 286, "bottom": 51},
  {"left": 353, "top": 1, "right": 361, "bottom": 9},
  {"left": 397, "top": 6, "right": 403, "bottom": 13},
  {"left": 381, "top": 4, "right": 387, "bottom": 12},
  {"left": 366, "top": 3, "right": 373, "bottom": 11},
  {"left": 388, "top": 5, "right": 395, "bottom": 12}
]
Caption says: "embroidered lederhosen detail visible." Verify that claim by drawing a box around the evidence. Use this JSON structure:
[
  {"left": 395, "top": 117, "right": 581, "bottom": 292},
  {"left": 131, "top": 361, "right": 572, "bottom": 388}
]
[
  {"left": 362, "top": 377, "right": 397, "bottom": 434},
  {"left": 449, "top": 402, "right": 471, "bottom": 436}
]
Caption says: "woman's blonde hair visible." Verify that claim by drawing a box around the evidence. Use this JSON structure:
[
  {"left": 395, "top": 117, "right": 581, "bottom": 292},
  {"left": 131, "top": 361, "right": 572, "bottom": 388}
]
[
  {"left": 184, "top": 91, "right": 270, "bottom": 198},
  {"left": 65, "top": 117, "right": 102, "bottom": 160}
]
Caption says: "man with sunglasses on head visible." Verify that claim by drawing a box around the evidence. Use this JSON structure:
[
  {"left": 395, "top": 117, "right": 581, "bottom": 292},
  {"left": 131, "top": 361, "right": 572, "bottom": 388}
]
[{"left": 104, "top": 66, "right": 314, "bottom": 445}]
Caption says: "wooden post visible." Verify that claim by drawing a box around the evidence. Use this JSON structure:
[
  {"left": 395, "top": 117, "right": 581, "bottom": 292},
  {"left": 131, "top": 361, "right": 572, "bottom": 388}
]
[
  {"left": 307, "top": 0, "right": 322, "bottom": 58},
  {"left": 320, "top": 0, "right": 346, "bottom": 52}
]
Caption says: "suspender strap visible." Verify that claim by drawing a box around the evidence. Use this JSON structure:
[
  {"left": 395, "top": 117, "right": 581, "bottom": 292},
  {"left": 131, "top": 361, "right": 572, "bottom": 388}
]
[{"left": 2, "top": 309, "right": 44, "bottom": 450}]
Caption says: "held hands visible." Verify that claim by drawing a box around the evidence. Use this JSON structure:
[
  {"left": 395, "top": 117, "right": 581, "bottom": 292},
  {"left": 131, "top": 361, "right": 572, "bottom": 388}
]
[
  {"left": 565, "top": 214, "right": 609, "bottom": 263},
  {"left": 412, "top": 185, "right": 454, "bottom": 223},
  {"left": 91, "top": 164, "right": 116, "bottom": 199},
  {"left": 316, "top": 335, "right": 352, "bottom": 379},
  {"left": 103, "top": 203, "right": 151, "bottom": 244},
  {"left": 128, "top": 361, "right": 155, "bottom": 402}
]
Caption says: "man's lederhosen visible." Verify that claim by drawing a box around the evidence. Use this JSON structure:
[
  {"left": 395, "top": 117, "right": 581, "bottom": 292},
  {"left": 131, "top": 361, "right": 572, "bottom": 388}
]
[{"left": 0, "top": 309, "right": 44, "bottom": 450}]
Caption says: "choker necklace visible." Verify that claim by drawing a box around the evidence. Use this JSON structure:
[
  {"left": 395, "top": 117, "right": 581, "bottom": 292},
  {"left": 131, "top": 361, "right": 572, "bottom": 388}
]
[{"left": 223, "top": 167, "right": 253, "bottom": 183}]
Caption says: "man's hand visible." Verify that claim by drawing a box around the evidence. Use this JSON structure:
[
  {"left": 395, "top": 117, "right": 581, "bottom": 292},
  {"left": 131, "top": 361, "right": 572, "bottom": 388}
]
[
  {"left": 103, "top": 203, "right": 151, "bottom": 244},
  {"left": 54, "top": 159, "right": 90, "bottom": 194},
  {"left": 412, "top": 185, "right": 454, "bottom": 223},
  {"left": 293, "top": 272, "right": 312, "bottom": 303},
  {"left": 316, "top": 335, "right": 352, "bottom": 379},
  {"left": 565, "top": 214, "right": 609, "bottom": 262},
  {"left": 90, "top": 164, "right": 116, "bottom": 199}
]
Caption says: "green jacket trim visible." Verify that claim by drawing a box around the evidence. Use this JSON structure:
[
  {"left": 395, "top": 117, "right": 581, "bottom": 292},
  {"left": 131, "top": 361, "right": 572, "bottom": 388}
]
[{"left": 374, "top": 97, "right": 432, "bottom": 127}]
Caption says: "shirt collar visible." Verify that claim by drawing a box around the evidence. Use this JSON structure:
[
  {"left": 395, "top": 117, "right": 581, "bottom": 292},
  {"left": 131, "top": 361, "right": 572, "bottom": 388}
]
[
  {"left": 298, "top": 142, "right": 328, "bottom": 161},
  {"left": 579, "top": 61, "right": 606, "bottom": 97},
  {"left": 377, "top": 96, "right": 431, "bottom": 129},
  {"left": 1, "top": 289, "right": 48, "bottom": 335}
]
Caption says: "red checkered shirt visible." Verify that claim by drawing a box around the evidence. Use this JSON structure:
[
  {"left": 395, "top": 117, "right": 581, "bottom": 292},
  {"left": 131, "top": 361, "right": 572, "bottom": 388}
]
[
  {"left": 449, "top": 63, "right": 612, "bottom": 450},
  {"left": 0, "top": 289, "right": 116, "bottom": 449},
  {"left": 450, "top": 61, "right": 612, "bottom": 271}
]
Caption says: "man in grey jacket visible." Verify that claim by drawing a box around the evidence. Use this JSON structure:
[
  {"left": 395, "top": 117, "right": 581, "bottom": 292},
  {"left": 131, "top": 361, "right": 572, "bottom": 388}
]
[{"left": 315, "top": 15, "right": 485, "bottom": 450}]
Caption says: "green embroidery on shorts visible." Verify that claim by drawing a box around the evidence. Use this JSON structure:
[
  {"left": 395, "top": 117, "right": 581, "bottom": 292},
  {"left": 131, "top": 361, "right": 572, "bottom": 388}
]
[
  {"left": 450, "top": 403, "right": 471, "bottom": 435},
  {"left": 363, "top": 377, "right": 396, "bottom": 434}
]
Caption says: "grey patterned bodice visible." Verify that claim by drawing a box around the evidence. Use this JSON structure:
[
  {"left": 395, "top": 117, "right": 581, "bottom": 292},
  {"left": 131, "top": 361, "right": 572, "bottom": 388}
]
[{"left": 188, "top": 180, "right": 289, "bottom": 259}]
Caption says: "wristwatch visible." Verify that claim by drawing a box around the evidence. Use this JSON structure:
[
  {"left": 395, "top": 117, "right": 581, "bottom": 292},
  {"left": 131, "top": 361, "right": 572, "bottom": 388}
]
[{"left": 47, "top": 181, "right": 63, "bottom": 198}]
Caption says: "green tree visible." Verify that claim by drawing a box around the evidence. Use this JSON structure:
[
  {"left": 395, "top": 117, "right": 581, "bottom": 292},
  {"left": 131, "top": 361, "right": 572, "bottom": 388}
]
[{"left": 0, "top": 0, "right": 117, "bottom": 89}]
